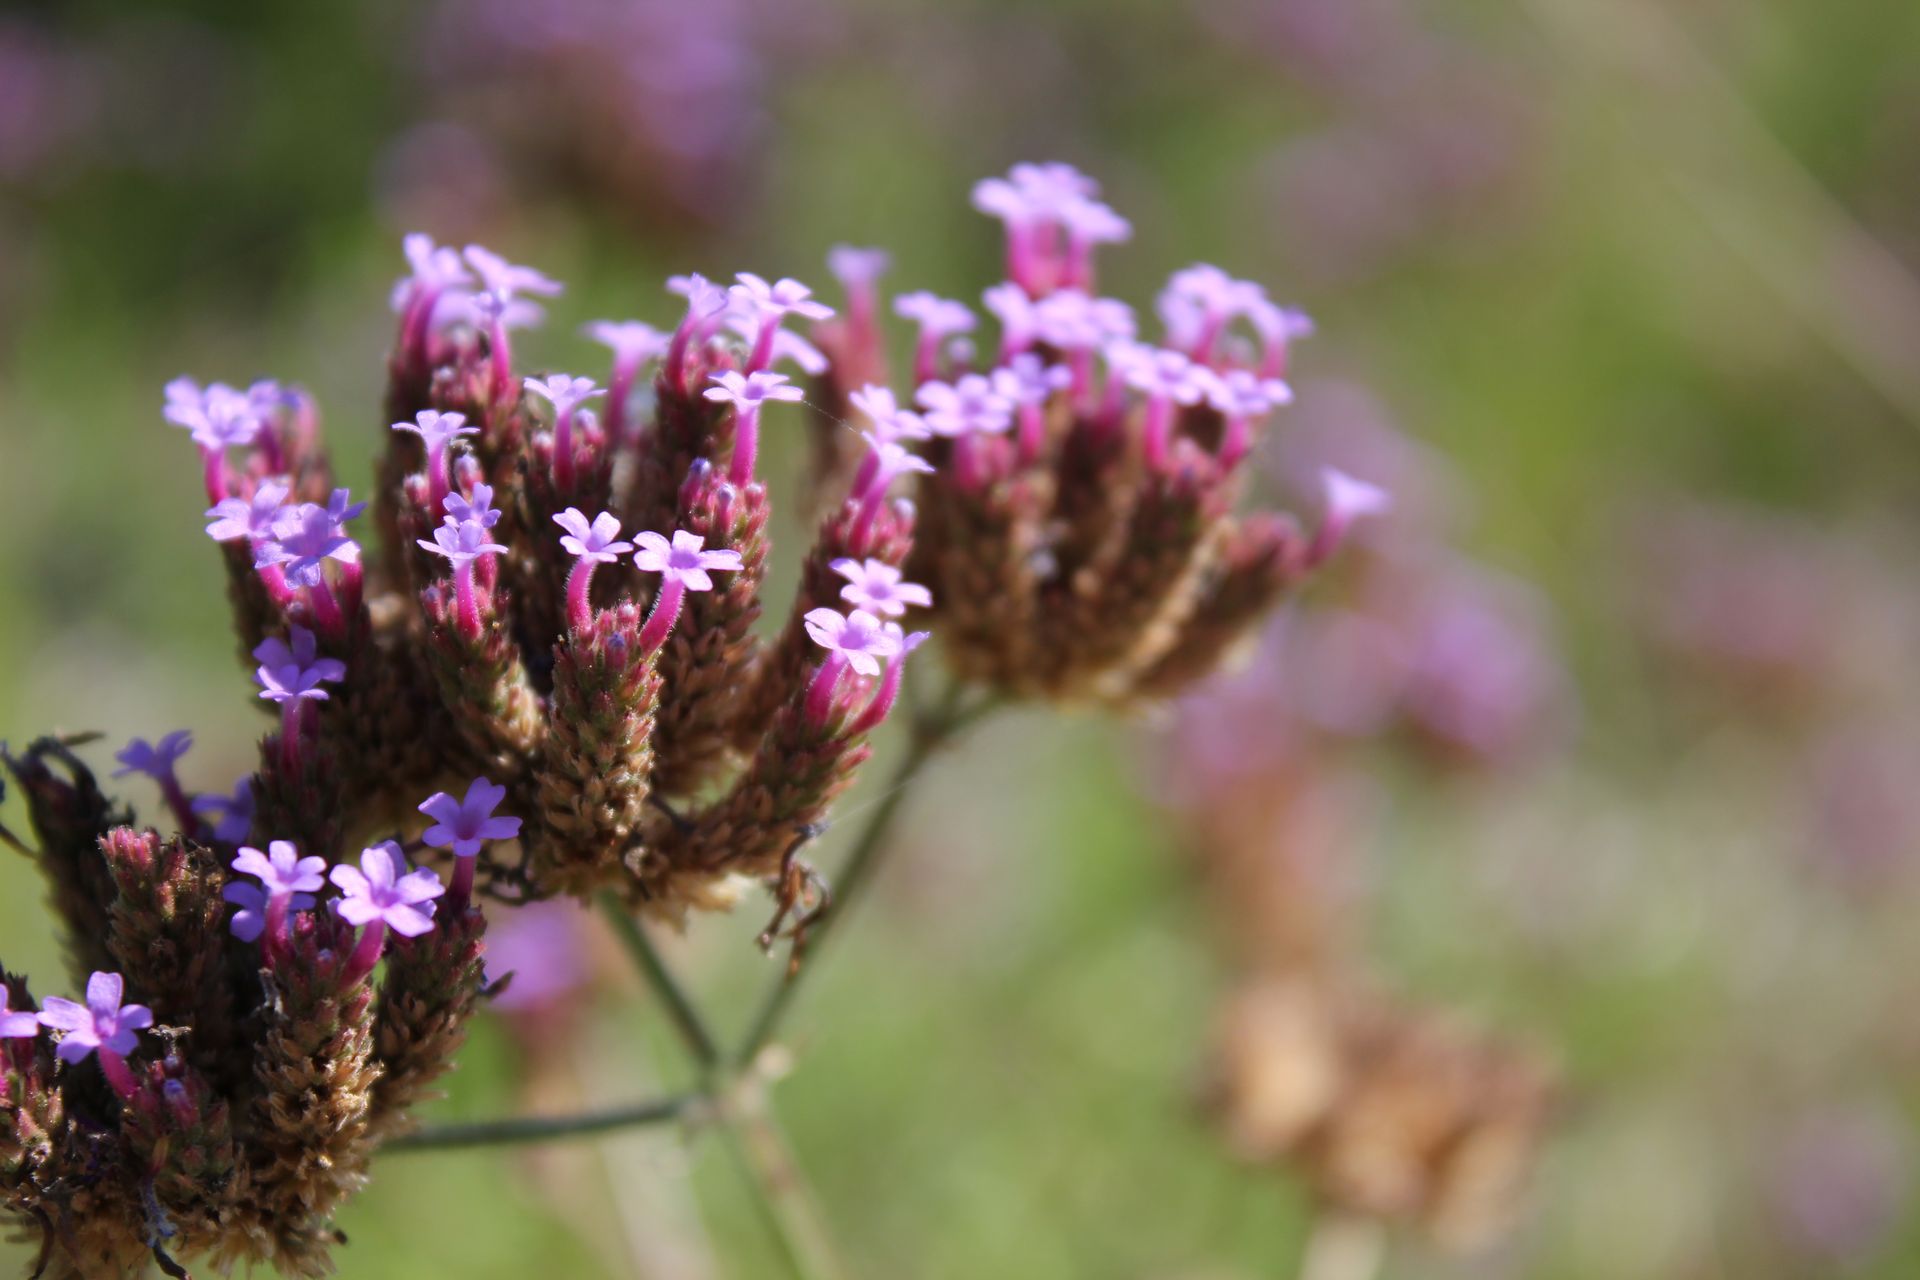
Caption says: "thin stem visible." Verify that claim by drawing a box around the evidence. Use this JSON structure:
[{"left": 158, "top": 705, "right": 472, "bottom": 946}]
[
  {"left": 717, "top": 1096, "right": 849, "bottom": 1280},
  {"left": 734, "top": 677, "right": 999, "bottom": 1068},
  {"left": 387, "top": 1093, "right": 700, "bottom": 1154},
  {"left": 597, "top": 892, "right": 722, "bottom": 1072},
  {"left": 1298, "top": 1214, "right": 1386, "bottom": 1280}
]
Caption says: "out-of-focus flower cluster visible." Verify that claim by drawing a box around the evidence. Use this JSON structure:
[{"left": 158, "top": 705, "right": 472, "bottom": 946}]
[{"left": 2, "top": 163, "right": 1355, "bottom": 1275}]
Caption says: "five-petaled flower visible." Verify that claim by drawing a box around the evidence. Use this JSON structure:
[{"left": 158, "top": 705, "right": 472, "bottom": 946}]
[
  {"left": 705, "top": 370, "right": 804, "bottom": 486},
  {"left": 256, "top": 491, "right": 364, "bottom": 591},
  {"left": 804, "top": 607, "right": 905, "bottom": 677},
  {"left": 464, "top": 245, "right": 563, "bottom": 304},
  {"left": 1308, "top": 468, "right": 1393, "bottom": 568},
  {"left": 204, "top": 479, "right": 290, "bottom": 545},
  {"left": 254, "top": 627, "right": 347, "bottom": 706},
  {"left": 37, "top": 972, "right": 152, "bottom": 1097},
  {"left": 894, "top": 291, "right": 976, "bottom": 383},
  {"left": 444, "top": 483, "right": 503, "bottom": 529},
  {"left": 332, "top": 842, "right": 446, "bottom": 985},
  {"left": 192, "top": 774, "right": 256, "bottom": 845},
  {"left": 916, "top": 375, "right": 1014, "bottom": 439},
  {"left": 555, "top": 509, "right": 633, "bottom": 629},
  {"left": 394, "top": 410, "right": 476, "bottom": 512},
  {"left": 831, "top": 559, "right": 934, "bottom": 619},
  {"left": 114, "top": 731, "right": 193, "bottom": 784},
  {"left": 633, "top": 530, "right": 744, "bottom": 651},
  {"left": 226, "top": 841, "right": 327, "bottom": 949},
  {"left": 0, "top": 989, "right": 39, "bottom": 1040},
  {"left": 850, "top": 385, "right": 930, "bottom": 443},
  {"left": 526, "top": 374, "right": 606, "bottom": 489},
  {"left": 419, "top": 776, "right": 522, "bottom": 904},
  {"left": 586, "top": 321, "right": 669, "bottom": 444},
  {"left": 730, "top": 272, "right": 834, "bottom": 376}
]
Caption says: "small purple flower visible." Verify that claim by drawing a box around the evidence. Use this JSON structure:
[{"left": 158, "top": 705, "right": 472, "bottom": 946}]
[
  {"left": 114, "top": 731, "right": 193, "bottom": 783},
  {"left": 585, "top": 320, "right": 669, "bottom": 366},
  {"left": 331, "top": 842, "right": 444, "bottom": 939},
  {"left": 419, "top": 777, "right": 523, "bottom": 859},
  {"left": 1309, "top": 468, "right": 1393, "bottom": 567},
  {"left": 257, "top": 495, "right": 363, "bottom": 588},
  {"left": 192, "top": 775, "right": 256, "bottom": 844},
  {"left": 1158, "top": 264, "right": 1263, "bottom": 354},
  {"left": 850, "top": 385, "right": 931, "bottom": 443},
  {"left": 1033, "top": 290, "right": 1137, "bottom": 352},
  {"left": 991, "top": 354, "right": 1072, "bottom": 407},
  {"left": 164, "top": 378, "right": 265, "bottom": 453},
  {"left": 706, "top": 369, "right": 803, "bottom": 413},
  {"left": 831, "top": 559, "right": 933, "bottom": 618},
  {"left": 668, "top": 272, "right": 731, "bottom": 326},
  {"left": 525, "top": 373, "right": 605, "bottom": 419},
  {"left": 633, "top": 530, "right": 744, "bottom": 593},
  {"left": 804, "top": 607, "right": 905, "bottom": 677},
  {"left": 391, "top": 232, "right": 472, "bottom": 312},
  {"left": 204, "top": 479, "right": 290, "bottom": 545},
  {"left": 895, "top": 292, "right": 977, "bottom": 382},
  {"left": 38, "top": 972, "right": 151, "bottom": 1066},
  {"left": 463, "top": 244, "right": 563, "bottom": 303},
  {"left": 1246, "top": 299, "right": 1314, "bottom": 378},
  {"left": 554, "top": 509, "right": 632, "bottom": 564},
  {"left": 1116, "top": 344, "right": 1211, "bottom": 405},
  {"left": 725, "top": 314, "right": 828, "bottom": 375},
  {"left": 392, "top": 408, "right": 476, "bottom": 457},
  {"left": 419, "top": 518, "right": 509, "bottom": 567},
  {"left": 916, "top": 375, "right": 1014, "bottom": 438},
  {"left": 225, "top": 841, "right": 326, "bottom": 944},
  {"left": 983, "top": 282, "right": 1039, "bottom": 356},
  {"left": 0, "top": 989, "right": 40, "bottom": 1040},
  {"left": 826, "top": 246, "right": 891, "bottom": 292},
  {"left": 730, "top": 273, "right": 834, "bottom": 323},
  {"left": 254, "top": 626, "right": 346, "bottom": 706},
  {"left": 444, "top": 483, "right": 503, "bottom": 529}
]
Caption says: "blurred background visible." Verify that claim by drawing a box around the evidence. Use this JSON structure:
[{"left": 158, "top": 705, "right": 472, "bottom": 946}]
[{"left": 4, "top": 0, "right": 1920, "bottom": 1275}]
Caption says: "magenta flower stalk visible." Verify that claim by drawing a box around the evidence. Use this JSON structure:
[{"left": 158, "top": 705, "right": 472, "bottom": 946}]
[
  {"left": 113, "top": 731, "right": 196, "bottom": 835},
  {"left": 1059, "top": 196, "right": 1131, "bottom": 291},
  {"left": 802, "top": 608, "right": 905, "bottom": 727},
  {"left": 1203, "top": 368, "right": 1294, "bottom": 469},
  {"left": 465, "top": 244, "right": 562, "bottom": 402},
  {"left": 729, "top": 272, "right": 834, "bottom": 375},
  {"left": 244, "top": 380, "right": 293, "bottom": 475},
  {"left": 226, "top": 840, "right": 326, "bottom": 960},
  {"left": 554, "top": 508, "right": 634, "bottom": 632},
  {"left": 828, "top": 244, "right": 891, "bottom": 360},
  {"left": 331, "top": 842, "right": 445, "bottom": 988},
  {"left": 1248, "top": 298, "right": 1314, "bottom": 380},
  {"left": 418, "top": 776, "right": 522, "bottom": 907},
  {"left": 990, "top": 354, "right": 1073, "bottom": 465},
  {"left": 1160, "top": 264, "right": 1262, "bottom": 365},
  {"left": 724, "top": 314, "right": 829, "bottom": 378},
  {"left": 917, "top": 375, "right": 1014, "bottom": 489},
  {"left": 392, "top": 409, "right": 476, "bottom": 516},
  {"left": 894, "top": 291, "right": 976, "bottom": 385},
  {"left": 633, "top": 529, "right": 744, "bottom": 652},
  {"left": 831, "top": 558, "right": 934, "bottom": 619},
  {"left": 254, "top": 626, "right": 346, "bottom": 772},
  {"left": 0, "top": 989, "right": 39, "bottom": 1042},
  {"left": 586, "top": 320, "right": 668, "bottom": 445},
  {"left": 983, "top": 282, "right": 1039, "bottom": 362},
  {"left": 36, "top": 972, "right": 152, "bottom": 1100},
  {"left": 1307, "top": 468, "right": 1393, "bottom": 567},
  {"left": 850, "top": 433, "right": 935, "bottom": 548},
  {"left": 663, "top": 272, "right": 730, "bottom": 393},
  {"left": 525, "top": 373, "right": 605, "bottom": 491},
  {"left": 392, "top": 233, "right": 473, "bottom": 373},
  {"left": 191, "top": 774, "right": 256, "bottom": 845},
  {"left": 1033, "top": 289, "right": 1137, "bottom": 404},
  {"left": 849, "top": 630, "right": 931, "bottom": 736},
  {"left": 419, "top": 507, "right": 509, "bottom": 640},
  {"left": 1115, "top": 344, "right": 1210, "bottom": 471},
  {"left": 165, "top": 377, "right": 266, "bottom": 502},
  {"left": 704, "top": 369, "right": 804, "bottom": 486}
]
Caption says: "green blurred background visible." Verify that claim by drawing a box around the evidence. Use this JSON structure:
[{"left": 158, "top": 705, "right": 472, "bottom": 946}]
[{"left": 5, "top": 0, "right": 1920, "bottom": 1275}]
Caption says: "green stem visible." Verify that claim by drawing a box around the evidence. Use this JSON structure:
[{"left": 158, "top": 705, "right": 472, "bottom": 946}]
[
  {"left": 387, "top": 1093, "right": 701, "bottom": 1154},
  {"left": 598, "top": 891, "right": 722, "bottom": 1072},
  {"left": 733, "top": 679, "right": 998, "bottom": 1068},
  {"left": 717, "top": 1096, "right": 850, "bottom": 1280}
]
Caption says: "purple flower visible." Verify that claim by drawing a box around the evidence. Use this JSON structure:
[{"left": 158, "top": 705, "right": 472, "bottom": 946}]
[
  {"left": 192, "top": 775, "right": 256, "bottom": 845},
  {"left": 204, "top": 479, "right": 289, "bottom": 544},
  {"left": 990, "top": 354, "right": 1072, "bottom": 406},
  {"left": 705, "top": 369, "right": 804, "bottom": 413},
  {"left": 983, "top": 282, "right": 1039, "bottom": 355},
  {"left": 330, "top": 842, "right": 444, "bottom": 939},
  {"left": 525, "top": 373, "right": 605, "bottom": 419},
  {"left": 1158, "top": 264, "right": 1263, "bottom": 355},
  {"left": 850, "top": 385, "right": 931, "bottom": 443},
  {"left": 0, "top": 989, "right": 40, "bottom": 1040},
  {"left": 916, "top": 375, "right": 1014, "bottom": 438},
  {"left": 391, "top": 232, "right": 472, "bottom": 311},
  {"left": 831, "top": 559, "right": 933, "bottom": 618},
  {"left": 444, "top": 483, "right": 502, "bottom": 529},
  {"left": 633, "top": 530, "right": 744, "bottom": 593},
  {"left": 1308, "top": 468, "right": 1394, "bottom": 567},
  {"left": 826, "top": 246, "right": 891, "bottom": 292},
  {"left": 225, "top": 840, "right": 325, "bottom": 943},
  {"left": 164, "top": 378, "right": 265, "bottom": 453},
  {"left": 1060, "top": 196, "right": 1131, "bottom": 248},
  {"left": 668, "top": 272, "right": 731, "bottom": 326},
  {"left": 894, "top": 291, "right": 976, "bottom": 339},
  {"left": 725, "top": 314, "right": 828, "bottom": 375},
  {"left": 419, "top": 777, "right": 522, "bottom": 860},
  {"left": 419, "top": 518, "right": 509, "bottom": 567},
  {"left": 393, "top": 409, "right": 476, "bottom": 457},
  {"left": 804, "top": 607, "right": 905, "bottom": 677},
  {"left": 585, "top": 320, "right": 669, "bottom": 366},
  {"left": 114, "top": 731, "right": 192, "bottom": 783},
  {"left": 554, "top": 508, "right": 632, "bottom": 564},
  {"left": 858, "top": 433, "right": 936, "bottom": 489},
  {"left": 729, "top": 272, "right": 834, "bottom": 323},
  {"left": 254, "top": 626, "right": 346, "bottom": 705},
  {"left": 1247, "top": 299, "right": 1314, "bottom": 377},
  {"left": 463, "top": 244, "right": 563, "bottom": 303},
  {"left": 257, "top": 495, "right": 363, "bottom": 588},
  {"left": 1033, "top": 290, "right": 1137, "bottom": 352},
  {"left": 37, "top": 972, "right": 152, "bottom": 1065},
  {"left": 1116, "top": 344, "right": 1210, "bottom": 404}
]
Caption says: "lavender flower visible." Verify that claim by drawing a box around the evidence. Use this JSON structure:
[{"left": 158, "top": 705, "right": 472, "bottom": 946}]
[
  {"left": 849, "top": 630, "right": 932, "bottom": 736},
  {"left": 166, "top": 377, "right": 268, "bottom": 500},
  {"left": 633, "top": 529, "right": 744, "bottom": 651},
  {"left": 420, "top": 511, "right": 510, "bottom": 640},
  {"left": 226, "top": 841, "right": 326, "bottom": 949},
  {"left": 420, "top": 776, "right": 521, "bottom": 905},
  {"left": 990, "top": 354, "right": 1072, "bottom": 463},
  {"left": 1115, "top": 344, "right": 1211, "bottom": 469},
  {"left": 983, "top": 282, "right": 1039, "bottom": 359},
  {"left": 37, "top": 972, "right": 152, "bottom": 1098},
  {"left": 391, "top": 232, "right": 471, "bottom": 313},
  {"left": 254, "top": 627, "right": 347, "bottom": 705},
  {"left": 725, "top": 313, "right": 828, "bottom": 376},
  {"left": 916, "top": 375, "right": 1014, "bottom": 439},
  {"left": 115, "top": 731, "right": 196, "bottom": 834},
  {"left": 664, "top": 271, "right": 732, "bottom": 390},
  {"left": 831, "top": 559, "right": 934, "bottom": 618},
  {"left": 192, "top": 774, "right": 256, "bottom": 845},
  {"left": 1247, "top": 299, "right": 1314, "bottom": 379},
  {"left": 828, "top": 245, "right": 890, "bottom": 343},
  {"left": 554, "top": 508, "right": 633, "bottom": 630},
  {"left": 257, "top": 493, "right": 364, "bottom": 589},
  {"left": 1202, "top": 368, "right": 1293, "bottom": 468},
  {"left": 894, "top": 291, "right": 976, "bottom": 383},
  {"left": 444, "top": 483, "right": 503, "bottom": 529},
  {"left": 332, "top": 842, "right": 446, "bottom": 986},
  {"left": 1309, "top": 468, "right": 1393, "bottom": 566},
  {"left": 465, "top": 244, "right": 561, "bottom": 397},
  {"left": 1058, "top": 195, "right": 1132, "bottom": 288},
  {"left": 525, "top": 373, "right": 605, "bottom": 489},
  {"left": 204, "top": 479, "right": 290, "bottom": 545},
  {"left": 393, "top": 409, "right": 476, "bottom": 514},
  {"left": 1034, "top": 290, "right": 1137, "bottom": 398},
  {"left": 0, "top": 989, "right": 39, "bottom": 1040},
  {"left": 587, "top": 320, "right": 669, "bottom": 444},
  {"left": 803, "top": 608, "right": 907, "bottom": 726},
  {"left": 730, "top": 272, "right": 833, "bottom": 374},
  {"left": 705, "top": 369, "right": 803, "bottom": 485},
  {"left": 850, "top": 384, "right": 931, "bottom": 443}
]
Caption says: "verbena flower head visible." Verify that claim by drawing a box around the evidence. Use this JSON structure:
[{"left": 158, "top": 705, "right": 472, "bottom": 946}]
[
  {"left": 254, "top": 626, "right": 347, "bottom": 705},
  {"left": 444, "top": 483, "right": 503, "bottom": 529},
  {"left": 37, "top": 972, "right": 152, "bottom": 1064},
  {"left": 258, "top": 494, "right": 364, "bottom": 587},
  {"left": 804, "top": 607, "right": 905, "bottom": 677},
  {"left": 419, "top": 776, "right": 522, "bottom": 859},
  {"left": 850, "top": 384, "right": 931, "bottom": 442},
  {"left": 554, "top": 508, "right": 633, "bottom": 563},
  {"left": 114, "top": 731, "right": 192, "bottom": 783},
  {"left": 192, "top": 774, "right": 256, "bottom": 844},
  {"left": 916, "top": 375, "right": 1014, "bottom": 437},
  {"left": 0, "top": 989, "right": 38, "bottom": 1040},
  {"left": 330, "top": 841, "right": 444, "bottom": 938},
  {"left": 831, "top": 559, "right": 934, "bottom": 619},
  {"left": 705, "top": 369, "right": 804, "bottom": 412},
  {"left": 729, "top": 272, "right": 834, "bottom": 323},
  {"left": 393, "top": 408, "right": 475, "bottom": 455},
  {"left": 204, "top": 479, "right": 290, "bottom": 544},
  {"left": 894, "top": 291, "right": 977, "bottom": 340},
  {"left": 633, "top": 530, "right": 743, "bottom": 592},
  {"left": 419, "top": 516, "right": 509, "bottom": 567},
  {"left": 585, "top": 319, "right": 669, "bottom": 365},
  {"left": 525, "top": 373, "right": 604, "bottom": 418},
  {"left": 464, "top": 244, "right": 562, "bottom": 304}
]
